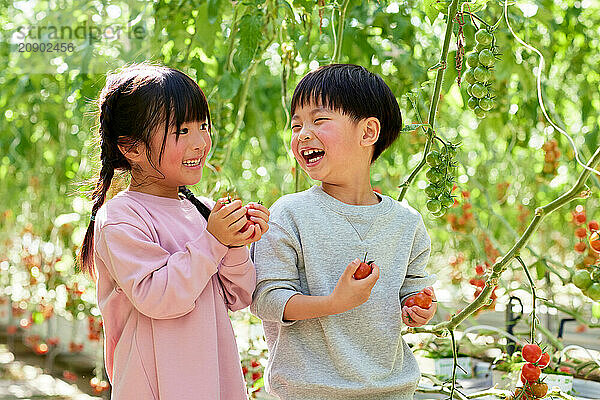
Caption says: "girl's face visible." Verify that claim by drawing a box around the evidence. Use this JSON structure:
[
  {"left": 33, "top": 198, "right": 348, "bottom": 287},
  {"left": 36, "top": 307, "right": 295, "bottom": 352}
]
[{"left": 130, "top": 120, "right": 211, "bottom": 198}]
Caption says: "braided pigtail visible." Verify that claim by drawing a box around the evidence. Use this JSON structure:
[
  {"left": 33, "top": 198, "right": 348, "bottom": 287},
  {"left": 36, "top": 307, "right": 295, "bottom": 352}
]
[
  {"left": 178, "top": 186, "right": 211, "bottom": 221},
  {"left": 77, "top": 88, "right": 129, "bottom": 278}
]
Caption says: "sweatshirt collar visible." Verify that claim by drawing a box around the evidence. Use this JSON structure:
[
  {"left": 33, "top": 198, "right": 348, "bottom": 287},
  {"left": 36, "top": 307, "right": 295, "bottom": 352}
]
[{"left": 309, "top": 185, "right": 393, "bottom": 217}]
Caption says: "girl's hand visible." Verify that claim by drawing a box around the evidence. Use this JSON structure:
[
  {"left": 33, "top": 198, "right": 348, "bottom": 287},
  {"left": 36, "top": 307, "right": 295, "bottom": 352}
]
[
  {"left": 243, "top": 202, "right": 270, "bottom": 243},
  {"left": 402, "top": 286, "right": 437, "bottom": 327},
  {"left": 207, "top": 198, "right": 255, "bottom": 247},
  {"left": 327, "top": 259, "right": 380, "bottom": 314}
]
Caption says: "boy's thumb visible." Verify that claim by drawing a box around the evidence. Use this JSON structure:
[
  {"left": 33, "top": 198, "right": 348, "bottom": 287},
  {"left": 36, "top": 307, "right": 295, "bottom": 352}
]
[{"left": 343, "top": 259, "right": 361, "bottom": 278}]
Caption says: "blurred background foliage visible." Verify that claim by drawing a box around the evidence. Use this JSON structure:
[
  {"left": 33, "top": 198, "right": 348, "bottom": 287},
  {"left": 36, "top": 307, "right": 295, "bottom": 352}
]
[{"left": 1, "top": 0, "right": 600, "bottom": 353}]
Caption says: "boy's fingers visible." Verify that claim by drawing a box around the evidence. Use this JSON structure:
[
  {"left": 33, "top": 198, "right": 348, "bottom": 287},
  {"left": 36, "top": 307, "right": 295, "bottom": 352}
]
[
  {"left": 343, "top": 259, "right": 361, "bottom": 279},
  {"left": 405, "top": 307, "right": 427, "bottom": 325},
  {"left": 364, "top": 263, "right": 380, "bottom": 286}
]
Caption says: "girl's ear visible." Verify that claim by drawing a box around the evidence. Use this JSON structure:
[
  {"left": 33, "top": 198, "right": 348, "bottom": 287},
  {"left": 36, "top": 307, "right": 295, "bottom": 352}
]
[
  {"left": 360, "top": 117, "right": 380, "bottom": 147},
  {"left": 117, "top": 137, "right": 146, "bottom": 164}
]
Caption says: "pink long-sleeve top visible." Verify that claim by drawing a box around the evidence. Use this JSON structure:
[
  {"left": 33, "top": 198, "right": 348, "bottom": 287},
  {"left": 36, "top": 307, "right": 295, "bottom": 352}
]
[{"left": 93, "top": 190, "right": 255, "bottom": 399}]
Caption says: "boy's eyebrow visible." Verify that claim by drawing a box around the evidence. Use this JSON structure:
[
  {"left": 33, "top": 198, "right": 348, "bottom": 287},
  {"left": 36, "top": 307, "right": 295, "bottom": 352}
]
[{"left": 291, "top": 107, "right": 332, "bottom": 121}]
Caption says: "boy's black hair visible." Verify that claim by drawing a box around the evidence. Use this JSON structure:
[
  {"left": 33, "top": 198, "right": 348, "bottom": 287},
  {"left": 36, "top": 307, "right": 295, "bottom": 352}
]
[{"left": 290, "top": 64, "right": 402, "bottom": 162}]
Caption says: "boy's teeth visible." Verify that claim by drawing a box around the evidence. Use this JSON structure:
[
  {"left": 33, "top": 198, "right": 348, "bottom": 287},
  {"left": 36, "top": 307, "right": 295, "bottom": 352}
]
[
  {"left": 301, "top": 149, "right": 324, "bottom": 163},
  {"left": 183, "top": 158, "right": 201, "bottom": 166}
]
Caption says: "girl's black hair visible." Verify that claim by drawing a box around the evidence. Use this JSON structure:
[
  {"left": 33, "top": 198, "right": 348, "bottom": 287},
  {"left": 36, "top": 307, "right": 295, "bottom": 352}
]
[
  {"left": 290, "top": 64, "right": 402, "bottom": 162},
  {"left": 78, "top": 63, "right": 212, "bottom": 277}
]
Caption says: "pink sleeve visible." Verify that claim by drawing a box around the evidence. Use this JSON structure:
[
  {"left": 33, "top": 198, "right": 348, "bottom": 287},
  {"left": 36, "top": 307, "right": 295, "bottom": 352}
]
[
  {"left": 218, "top": 247, "right": 257, "bottom": 312},
  {"left": 95, "top": 222, "right": 228, "bottom": 319}
]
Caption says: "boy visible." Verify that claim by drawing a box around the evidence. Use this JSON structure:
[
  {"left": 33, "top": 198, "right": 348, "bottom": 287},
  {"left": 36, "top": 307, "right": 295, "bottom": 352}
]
[{"left": 250, "top": 64, "right": 437, "bottom": 400}]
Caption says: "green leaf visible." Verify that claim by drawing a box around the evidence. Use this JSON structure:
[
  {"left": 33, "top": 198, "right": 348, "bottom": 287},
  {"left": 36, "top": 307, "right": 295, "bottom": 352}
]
[
  {"left": 535, "top": 260, "right": 546, "bottom": 280},
  {"left": 218, "top": 71, "right": 242, "bottom": 100},
  {"left": 233, "top": 13, "right": 264, "bottom": 71},
  {"left": 423, "top": 0, "right": 441, "bottom": 24},
  {"left": 207, "top": 0, "right": 222, "bottom": 24}
]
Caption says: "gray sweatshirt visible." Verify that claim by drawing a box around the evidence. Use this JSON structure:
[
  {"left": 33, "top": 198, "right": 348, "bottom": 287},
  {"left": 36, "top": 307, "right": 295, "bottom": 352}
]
[{"left": 250, "top": 185, "right": 435, "bottom": 400}]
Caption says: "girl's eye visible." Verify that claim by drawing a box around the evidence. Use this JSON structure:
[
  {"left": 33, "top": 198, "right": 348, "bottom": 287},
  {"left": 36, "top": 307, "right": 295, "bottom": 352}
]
[
  {"left": 200, "top": 123, "right": 208, "bottom": 131},
  {"left": 177, "top": 127, "right": 189, "bottom": 135}
]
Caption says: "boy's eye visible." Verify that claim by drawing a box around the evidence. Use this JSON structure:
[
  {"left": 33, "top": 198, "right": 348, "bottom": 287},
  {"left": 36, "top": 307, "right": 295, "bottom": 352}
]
[
  {"left": 291, "top": 124, "right": 301, "bottom": 131},
  {"left": 314, "top": 118, "right": 328, "bottom": 123}
]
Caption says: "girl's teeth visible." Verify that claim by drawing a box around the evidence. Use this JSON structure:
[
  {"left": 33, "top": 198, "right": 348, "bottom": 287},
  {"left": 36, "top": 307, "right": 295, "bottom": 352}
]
[{"left": 183, "top": 159, "right": 201, "bottom": 166}]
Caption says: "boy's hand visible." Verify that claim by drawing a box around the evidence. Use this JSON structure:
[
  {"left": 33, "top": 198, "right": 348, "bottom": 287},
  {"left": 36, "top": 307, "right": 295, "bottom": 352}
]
[
  {"left": 328, "top": 259, "right": 380, "bottom": 314},
  {"left": 402, "top": 286, "right": 437, "bottom": 327},
  {"left": 243, "top": 202, "right": 270, "bottom": 243},
  {"left": 207, "top": 198, "right": 256, "bottom": 247}
]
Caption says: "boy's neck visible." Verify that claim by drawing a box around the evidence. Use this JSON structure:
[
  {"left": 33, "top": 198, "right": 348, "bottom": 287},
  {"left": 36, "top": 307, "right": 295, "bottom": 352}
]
[{"left": 321, "top": 178, "right": 380, "bottom": 206}]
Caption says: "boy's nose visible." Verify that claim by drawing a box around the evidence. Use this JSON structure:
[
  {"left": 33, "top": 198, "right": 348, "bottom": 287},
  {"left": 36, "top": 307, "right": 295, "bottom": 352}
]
[{"left": 299, "top": 129, "right": 313, "bottom": 141}]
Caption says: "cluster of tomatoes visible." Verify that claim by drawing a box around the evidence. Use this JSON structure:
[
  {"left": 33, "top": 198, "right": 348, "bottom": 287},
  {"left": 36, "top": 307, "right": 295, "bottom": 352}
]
[
  {"left": 541, "top": 139, "right": 561, "bottom": 177},
  {"left": 469, "top": 262, "right": 497, "bottom": 313},
  {"left": 446, "top": 191, "right": 476, "bottom": 233},
  {"left": 424, "top": 143, "right": 459, "bottom": 217},
  {"left": 464, "top": 29, "right": 498, "bottom": 118},
  {"left": 241, "top": 359, "right": 263, "bottom": 394},
  {"left": 511, "top": 344, "right": 550, "bottom": 400},
  {"left": 570, "top": 207, "right": 600, "bottom": 300},
  {"left": 88, "top": 316, "right": 103, "bottom": 341}
]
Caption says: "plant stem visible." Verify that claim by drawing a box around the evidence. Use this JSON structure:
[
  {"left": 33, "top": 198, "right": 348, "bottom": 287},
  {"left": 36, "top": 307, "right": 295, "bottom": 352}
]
[
  {"left": 332, "top": 0, "right": 351, "bottom": 63},
  {"left": 398, "top": 0, "right": 460, "bottom": 201},
  {"left": 516, "top": 255, "right": 537, "bottom": 342}
]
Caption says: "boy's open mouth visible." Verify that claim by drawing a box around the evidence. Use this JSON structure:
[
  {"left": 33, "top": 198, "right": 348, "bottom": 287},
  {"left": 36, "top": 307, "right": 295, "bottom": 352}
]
[{"left": 301, "top": 148, "right": 325, "bottom": 165}]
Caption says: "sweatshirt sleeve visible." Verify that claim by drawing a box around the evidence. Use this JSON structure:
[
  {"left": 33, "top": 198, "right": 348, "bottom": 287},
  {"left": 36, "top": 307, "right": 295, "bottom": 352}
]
[
  {"left": 399, "top": 215, "right": 436, "bottom": 305},
  {"left": 250, "top": 221, "right": 302, "bottom": 326},
  {"left": 95, "top": 222, "right": 228, "bottom": 319},
  {"left": 217, "top": 246, "right": 256, "bottom": 312}
]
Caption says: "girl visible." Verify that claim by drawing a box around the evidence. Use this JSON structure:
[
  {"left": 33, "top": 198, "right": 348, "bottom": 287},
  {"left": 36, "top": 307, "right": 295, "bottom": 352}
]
[{"left": 78, "top": 64, "right": 269, "bottom": 399}]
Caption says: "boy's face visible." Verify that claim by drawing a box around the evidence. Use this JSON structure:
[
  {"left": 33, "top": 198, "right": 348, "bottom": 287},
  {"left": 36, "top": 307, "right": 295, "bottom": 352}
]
[{"left": 290, "top": 102, "right": 373, "bottom": 185}]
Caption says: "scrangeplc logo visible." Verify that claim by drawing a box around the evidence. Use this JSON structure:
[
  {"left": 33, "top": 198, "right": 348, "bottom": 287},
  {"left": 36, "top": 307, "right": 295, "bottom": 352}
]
[{"left": 13, "top": 21, "right": 146, "bottom": 45}]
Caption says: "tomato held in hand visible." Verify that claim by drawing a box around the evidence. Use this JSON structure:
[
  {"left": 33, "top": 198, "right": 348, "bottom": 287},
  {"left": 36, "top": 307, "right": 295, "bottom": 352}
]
[
  {"left": 414, "top": 292, "right": 433, "bottom": 308},
  {"left": 353, "top": 253, "right": 374, "bottom": 280},
  {"left": 522, "top": 344, "right": 542, "bottom": 363},
  {"left": 590, "top": 231, "right": 600, "bottom": 252}
]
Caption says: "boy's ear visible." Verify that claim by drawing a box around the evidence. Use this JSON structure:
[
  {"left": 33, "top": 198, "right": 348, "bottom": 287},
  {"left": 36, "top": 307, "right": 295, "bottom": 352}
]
[
  {"left": 117, "top": 137, "right": 146, "bottom": 164},
  {"left": 360, "top": 117, "right": 381, "bottom": 147}
]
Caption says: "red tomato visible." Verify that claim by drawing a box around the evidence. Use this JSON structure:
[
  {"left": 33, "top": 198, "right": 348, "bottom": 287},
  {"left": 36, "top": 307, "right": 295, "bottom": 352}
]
[
  {"left": 575, "top": 241, "right": 587, "bottom": 253},
  {"left": 575, "top": 227, "right": 588, "bottom": 238},
  {"left": 522, "top": 344, "right": 542, "bottom": 363},
  {"left": 521, "top": 363, "right": 541, "bottom": 382},
  {"left": 537, "top": 352, "right": 550, "bottom": 368},
  {"left": 251, "top": 360, "right": 260, "bottom": 368},
  {"left": 589, "top": 220, "right": 599, "bottom": 231},
  {"left": 590, "top": 231, "right": 600, "bottom": 252},
  {"left": 353, "top": 262, "right": 373, "bottom": 280},
  {"left": 414, "top": 292, "right": 433, "bottom": 308}
]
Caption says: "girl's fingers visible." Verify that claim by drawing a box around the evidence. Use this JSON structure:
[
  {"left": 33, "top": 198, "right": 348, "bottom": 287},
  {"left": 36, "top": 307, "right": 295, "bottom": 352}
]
[
  {"left": 250, "top": 216, "right": 269, "bottom": 233},
  {"left": 212, "top": 199, "right": 225, "bottom": 212},
  {"left": 229, "top": 215, "right": 249, "bottom": 232},
  {"left": 224, "top": 208, "right": 248, "bottom": 227},
  {"left": 247, "top": 208, "right": 269, "bottom": 222},
  {"left": 219, "top": 200, "right": 243, "bottom": 217}
]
